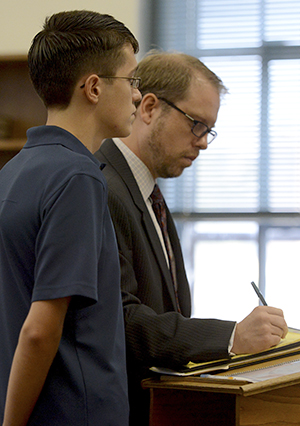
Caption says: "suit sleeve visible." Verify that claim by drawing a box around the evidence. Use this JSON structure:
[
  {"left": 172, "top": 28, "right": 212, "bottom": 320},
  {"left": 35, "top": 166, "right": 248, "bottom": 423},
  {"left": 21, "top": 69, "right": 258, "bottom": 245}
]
[{"left": 108, "top": 189, "right": 236, "bottom": 369}]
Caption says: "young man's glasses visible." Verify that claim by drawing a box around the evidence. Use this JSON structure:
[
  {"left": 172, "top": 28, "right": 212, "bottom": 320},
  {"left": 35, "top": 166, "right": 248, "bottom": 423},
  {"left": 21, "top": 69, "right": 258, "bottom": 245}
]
[
  {"left": 80, "top": 76, "right": 141, "bottom": 89},
  {"left": 157, "top": 97, "right": 217, "bottom": 144}
]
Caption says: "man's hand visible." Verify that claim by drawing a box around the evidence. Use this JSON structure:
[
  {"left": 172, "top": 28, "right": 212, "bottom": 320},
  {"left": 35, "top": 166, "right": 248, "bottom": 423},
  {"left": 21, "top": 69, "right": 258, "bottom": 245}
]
[{"left": 232, "top": 306, "right": 288, "bottom": 355}]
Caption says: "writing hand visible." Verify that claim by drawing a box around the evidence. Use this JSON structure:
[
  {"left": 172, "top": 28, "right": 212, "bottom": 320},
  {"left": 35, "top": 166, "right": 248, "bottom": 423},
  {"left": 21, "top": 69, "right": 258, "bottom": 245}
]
[{"left": 231, "top": 306, "right": 288, "bottom": 355}]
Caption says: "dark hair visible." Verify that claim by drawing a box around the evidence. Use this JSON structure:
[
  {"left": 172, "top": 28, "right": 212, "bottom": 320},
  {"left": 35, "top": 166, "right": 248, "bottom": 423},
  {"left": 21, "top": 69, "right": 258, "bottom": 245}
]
[
  {"left": 135, "top": 50, "right": 227, "bottom": 105},
  {"left": 28, "top": 10, "right": 139, "bottom": 108}
]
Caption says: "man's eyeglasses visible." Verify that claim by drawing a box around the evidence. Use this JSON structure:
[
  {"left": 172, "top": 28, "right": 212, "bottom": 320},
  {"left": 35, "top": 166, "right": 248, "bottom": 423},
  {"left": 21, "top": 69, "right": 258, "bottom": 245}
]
[
  {"left": 80, "top": 76, "right": 141, "bottom": 89},
  {"left": 157, "top": 97, "right": 217, "bottom": 144}
]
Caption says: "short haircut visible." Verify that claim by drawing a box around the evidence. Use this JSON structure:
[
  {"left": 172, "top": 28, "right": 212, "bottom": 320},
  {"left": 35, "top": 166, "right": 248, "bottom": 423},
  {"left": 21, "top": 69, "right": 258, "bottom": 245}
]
[
  {"left": 135, "top": 50, "right": 227, "bottom": 104},
  {"left": 28, "top": 10, "right": 139, "bottom": 108}
]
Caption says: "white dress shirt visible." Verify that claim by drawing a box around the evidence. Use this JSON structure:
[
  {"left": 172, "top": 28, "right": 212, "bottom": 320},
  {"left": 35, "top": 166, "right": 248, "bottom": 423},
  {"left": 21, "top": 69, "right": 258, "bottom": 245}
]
[{"left": 113, "top": 138, "right": 169, "bottom": 264}]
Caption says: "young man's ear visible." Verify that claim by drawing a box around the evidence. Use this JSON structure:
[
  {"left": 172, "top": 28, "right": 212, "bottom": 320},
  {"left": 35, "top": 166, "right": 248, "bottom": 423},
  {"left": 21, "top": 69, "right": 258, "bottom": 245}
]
[
  {"left": 139, "top": 93, "right": 161, "bottom": 124},
  {"left": 81, "top": 75, "right": 101, "bottom": 104}
]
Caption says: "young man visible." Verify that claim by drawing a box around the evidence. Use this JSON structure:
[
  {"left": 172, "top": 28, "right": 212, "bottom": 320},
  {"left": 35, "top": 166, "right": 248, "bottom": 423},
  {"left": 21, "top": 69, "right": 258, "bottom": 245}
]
[
  {"left": 95, "top": 51, "right": 288, "bottom": 425},
  {"left": 0, "top": 10, "right": 141, "bottom": 426}
]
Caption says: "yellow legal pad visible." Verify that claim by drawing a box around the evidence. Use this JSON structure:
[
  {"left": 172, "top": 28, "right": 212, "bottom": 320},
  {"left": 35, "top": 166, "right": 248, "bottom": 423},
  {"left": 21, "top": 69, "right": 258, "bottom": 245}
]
[{"left": 150, "top": 329, "right": 300, "bottom": 377}]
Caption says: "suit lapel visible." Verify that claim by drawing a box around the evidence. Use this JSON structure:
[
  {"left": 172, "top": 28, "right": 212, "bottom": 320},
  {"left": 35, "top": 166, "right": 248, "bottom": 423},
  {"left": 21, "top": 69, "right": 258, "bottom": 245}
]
[{"left": 99, "top": 139, "right": 179, "bottom": 309}]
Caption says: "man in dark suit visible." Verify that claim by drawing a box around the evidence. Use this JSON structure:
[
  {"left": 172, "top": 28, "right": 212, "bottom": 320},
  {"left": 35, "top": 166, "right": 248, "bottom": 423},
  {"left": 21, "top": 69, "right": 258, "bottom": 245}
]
[{"left": 95, "top": 51, "right": 287, "bottom": 425}]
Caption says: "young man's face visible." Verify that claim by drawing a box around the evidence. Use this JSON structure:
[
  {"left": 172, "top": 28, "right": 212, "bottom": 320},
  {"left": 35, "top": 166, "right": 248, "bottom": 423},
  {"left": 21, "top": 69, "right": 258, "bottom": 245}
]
[{"left": 98, "top": 44, "right": 141, "bottom": 139}]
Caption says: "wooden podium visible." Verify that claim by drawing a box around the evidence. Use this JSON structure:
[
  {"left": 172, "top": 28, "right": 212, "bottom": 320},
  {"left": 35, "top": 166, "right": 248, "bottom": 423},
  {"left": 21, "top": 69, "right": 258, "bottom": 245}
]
[{"left": 142, "top": 357, "right": 300, "bottom": 426}]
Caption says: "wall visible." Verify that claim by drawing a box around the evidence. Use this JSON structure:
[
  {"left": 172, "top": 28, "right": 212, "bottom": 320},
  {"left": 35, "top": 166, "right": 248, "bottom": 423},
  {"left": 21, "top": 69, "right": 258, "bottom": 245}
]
[{"left": 0, "top": 0, "right": 147, "bottom": 56}]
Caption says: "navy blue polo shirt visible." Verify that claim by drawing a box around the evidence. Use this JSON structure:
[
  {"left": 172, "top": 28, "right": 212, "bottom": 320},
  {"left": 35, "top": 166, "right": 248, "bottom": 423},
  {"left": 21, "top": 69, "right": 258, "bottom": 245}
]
[{"left": 0, "top": 126, "right": 129, "bottom": 425}]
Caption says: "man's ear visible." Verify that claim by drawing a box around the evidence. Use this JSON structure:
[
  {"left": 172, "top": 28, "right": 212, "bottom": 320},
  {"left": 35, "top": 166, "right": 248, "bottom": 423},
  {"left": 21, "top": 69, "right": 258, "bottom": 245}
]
[
  {"left": 81, "top": 75, "right": 101, "bottom": 104},
  {"left": 139, "top": 93, "right": 160, "bottom": 124}
]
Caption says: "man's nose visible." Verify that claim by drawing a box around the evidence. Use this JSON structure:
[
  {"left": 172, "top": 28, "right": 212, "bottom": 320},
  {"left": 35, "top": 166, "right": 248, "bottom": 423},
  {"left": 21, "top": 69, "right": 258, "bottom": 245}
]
[
  {"left": 133, "top": 88, "right": 142, "bottom": 103},
  {"left": 194, "top": 134, "right": 208, "bottom": 150}
]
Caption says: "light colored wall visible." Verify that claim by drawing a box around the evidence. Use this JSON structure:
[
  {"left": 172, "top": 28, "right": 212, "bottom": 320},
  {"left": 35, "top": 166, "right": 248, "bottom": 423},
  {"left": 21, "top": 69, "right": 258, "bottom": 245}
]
[{"left": 0, "top": 0, "right": 145, "bottom": 56}]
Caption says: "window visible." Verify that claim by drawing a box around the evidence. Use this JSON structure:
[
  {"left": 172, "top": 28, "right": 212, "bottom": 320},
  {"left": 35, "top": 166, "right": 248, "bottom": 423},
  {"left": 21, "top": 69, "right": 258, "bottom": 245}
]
[{"left": 150, "top": 0, "right": 300, "bottom": 325}]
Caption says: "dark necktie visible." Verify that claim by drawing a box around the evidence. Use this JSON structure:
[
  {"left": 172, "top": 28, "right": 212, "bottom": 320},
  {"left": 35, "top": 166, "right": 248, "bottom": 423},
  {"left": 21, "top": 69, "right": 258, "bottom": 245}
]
[{"left": 150, "top": 184, "right": 181, "bottom": 312}]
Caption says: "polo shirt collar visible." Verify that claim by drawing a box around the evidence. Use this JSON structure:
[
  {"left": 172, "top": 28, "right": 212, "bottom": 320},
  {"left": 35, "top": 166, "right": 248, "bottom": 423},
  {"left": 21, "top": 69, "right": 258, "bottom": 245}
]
[{"left": 25, "top": 125, "right": 101, "bottom": 168}]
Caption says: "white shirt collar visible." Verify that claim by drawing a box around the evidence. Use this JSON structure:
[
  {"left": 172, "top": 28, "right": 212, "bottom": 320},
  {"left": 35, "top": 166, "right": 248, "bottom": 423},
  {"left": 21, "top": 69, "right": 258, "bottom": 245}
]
[{"left": 113, "top": 138, "right": 155, "bottom": 201}]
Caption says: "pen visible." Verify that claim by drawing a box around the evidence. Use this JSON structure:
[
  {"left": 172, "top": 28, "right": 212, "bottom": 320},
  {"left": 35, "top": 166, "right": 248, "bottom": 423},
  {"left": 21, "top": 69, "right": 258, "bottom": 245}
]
[{"left": 251, "top": 281, "right": 268, "bottom": 306}]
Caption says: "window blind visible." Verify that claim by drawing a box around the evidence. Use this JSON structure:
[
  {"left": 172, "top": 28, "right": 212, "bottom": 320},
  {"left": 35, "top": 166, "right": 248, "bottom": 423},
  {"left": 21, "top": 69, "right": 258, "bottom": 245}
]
[{"left": 154, "top": 0, "right": 300, "bottom": 214}]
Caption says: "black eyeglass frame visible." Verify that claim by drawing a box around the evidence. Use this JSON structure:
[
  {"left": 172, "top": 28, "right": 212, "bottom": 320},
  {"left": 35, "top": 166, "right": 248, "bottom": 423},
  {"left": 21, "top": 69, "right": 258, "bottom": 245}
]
[
  {"left": 80, "top": 76, "right": 141, "bottom": 89},
  {"left": 157, "top": 97, "right": 217, "bottom": 144}
]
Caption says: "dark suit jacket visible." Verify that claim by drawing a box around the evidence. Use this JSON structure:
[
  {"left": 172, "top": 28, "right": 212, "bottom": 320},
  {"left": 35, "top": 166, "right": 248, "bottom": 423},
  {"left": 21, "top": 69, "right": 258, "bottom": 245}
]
[{"left": 95, "top": 139, "right": 235, "bottom": 425}]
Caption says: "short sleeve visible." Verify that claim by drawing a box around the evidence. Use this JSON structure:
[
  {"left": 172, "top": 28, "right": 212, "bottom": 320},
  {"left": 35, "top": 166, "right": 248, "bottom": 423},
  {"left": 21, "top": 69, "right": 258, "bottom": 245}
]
[{"left": 33, "top": 173, "right": 106, "bottom": 308}]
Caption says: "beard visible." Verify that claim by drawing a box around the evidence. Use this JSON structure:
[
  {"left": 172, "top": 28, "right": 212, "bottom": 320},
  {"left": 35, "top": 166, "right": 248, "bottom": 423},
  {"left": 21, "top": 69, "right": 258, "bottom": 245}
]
[{"left": 145, "top": 115, "right": 187, "bottom": 179}]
